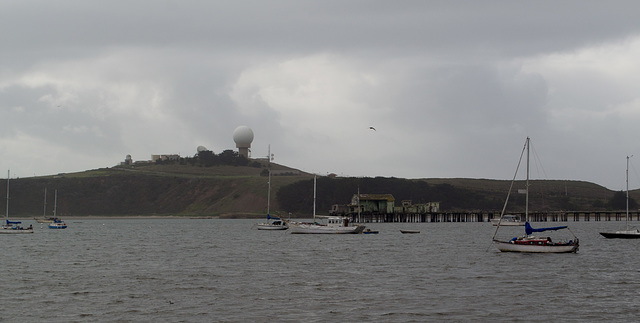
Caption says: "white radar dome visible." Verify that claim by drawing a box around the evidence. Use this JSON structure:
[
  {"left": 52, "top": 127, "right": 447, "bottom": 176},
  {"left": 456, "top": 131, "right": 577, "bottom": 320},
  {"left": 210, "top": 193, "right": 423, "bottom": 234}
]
[
  {"left": 233, "top": 126, "right": 254, "bottom": 148},
  {"left": 197, "top": 145, "right": 208, "bottom": 152}
]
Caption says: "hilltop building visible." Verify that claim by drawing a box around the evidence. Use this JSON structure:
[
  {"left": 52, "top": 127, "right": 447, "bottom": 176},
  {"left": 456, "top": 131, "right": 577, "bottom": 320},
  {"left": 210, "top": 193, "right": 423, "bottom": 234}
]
[
  {"left": 233, "top": 125, "right": 254, "bottom": 158},
  {"left": 151, "top": 154, "right": 180, "bottom": 162},
  {"left": 121, "top": 154, "right": 133, "bottom": 166}
]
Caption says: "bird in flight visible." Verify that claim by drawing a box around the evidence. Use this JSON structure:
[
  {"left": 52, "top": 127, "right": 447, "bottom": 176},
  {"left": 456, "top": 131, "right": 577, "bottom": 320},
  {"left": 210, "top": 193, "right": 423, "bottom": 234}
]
[{"left": 369, "top": 126, "right": 376, "bottom": 131}]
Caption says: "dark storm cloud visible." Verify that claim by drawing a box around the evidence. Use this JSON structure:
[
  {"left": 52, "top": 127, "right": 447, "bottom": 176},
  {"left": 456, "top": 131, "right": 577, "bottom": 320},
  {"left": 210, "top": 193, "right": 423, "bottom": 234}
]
[{"left": 2, "top": 1, "right": 640, "bottom": 188}]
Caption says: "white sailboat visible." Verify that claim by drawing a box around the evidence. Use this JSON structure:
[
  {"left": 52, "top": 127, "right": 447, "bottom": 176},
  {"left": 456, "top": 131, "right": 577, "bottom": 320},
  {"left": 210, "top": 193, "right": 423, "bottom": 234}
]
[
  {"left": 257, "top": 145, "right": 288, "bottom": 230},
  {"left": 492, "top": 138, "right": 579, "bottom": 253},
  {"left": 600, "top": 155, "right": 640, "bottom": 238},
  {"left": 1, "top": 170, "right": 34, "bottom": 234},
  {"left": 289, "top": 176, "right": 365, "bottom": 234},
  {"left": 490, "top": 214, "right": 524, "bottom": 226},
  {"left": 48, "top": 190, "right": 67, "bottom": 229},
  {"left": 35, "top": 188, "right": 61, "bottom": 223}
]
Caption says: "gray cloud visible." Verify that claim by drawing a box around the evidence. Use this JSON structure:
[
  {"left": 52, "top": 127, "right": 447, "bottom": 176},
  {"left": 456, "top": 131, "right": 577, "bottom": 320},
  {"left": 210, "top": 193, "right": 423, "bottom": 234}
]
[{"left": 2, "top": 1, "right": 640, "bottom": 188}]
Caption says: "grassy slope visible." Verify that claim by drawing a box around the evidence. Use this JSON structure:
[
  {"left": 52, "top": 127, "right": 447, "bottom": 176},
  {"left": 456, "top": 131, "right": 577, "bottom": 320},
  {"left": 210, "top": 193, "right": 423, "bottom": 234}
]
[
  {"left": 4, "top": 162, "right": 313, "bottom": 218},
  {"left": 2, "top": 162, "right": 632, "bottom": 217}
]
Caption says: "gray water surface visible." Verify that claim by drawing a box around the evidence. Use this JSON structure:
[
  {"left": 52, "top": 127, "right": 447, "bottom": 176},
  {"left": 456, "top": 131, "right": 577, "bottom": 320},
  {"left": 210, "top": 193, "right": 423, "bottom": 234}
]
[{"left": 1, "top": 219, "right": 638, "bottom": 322}]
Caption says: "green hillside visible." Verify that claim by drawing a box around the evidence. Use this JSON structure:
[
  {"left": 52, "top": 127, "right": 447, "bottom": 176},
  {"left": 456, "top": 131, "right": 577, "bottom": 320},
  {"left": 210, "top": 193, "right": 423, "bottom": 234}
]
[{"left": 1, "top": 162, "right": 632, "bottom": 218}]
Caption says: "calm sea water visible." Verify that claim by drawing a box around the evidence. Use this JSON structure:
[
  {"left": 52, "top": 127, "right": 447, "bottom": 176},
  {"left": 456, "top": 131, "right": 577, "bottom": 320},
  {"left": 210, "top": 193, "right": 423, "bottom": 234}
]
[{"left": 1, "top": 219, "right": 639, "bottom": 322}]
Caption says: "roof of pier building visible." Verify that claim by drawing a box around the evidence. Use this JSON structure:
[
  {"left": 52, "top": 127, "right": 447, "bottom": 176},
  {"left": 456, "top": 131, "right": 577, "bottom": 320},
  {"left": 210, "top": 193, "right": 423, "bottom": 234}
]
[{"left": 350, "top": 194, "right": 395, "bottom": 205}]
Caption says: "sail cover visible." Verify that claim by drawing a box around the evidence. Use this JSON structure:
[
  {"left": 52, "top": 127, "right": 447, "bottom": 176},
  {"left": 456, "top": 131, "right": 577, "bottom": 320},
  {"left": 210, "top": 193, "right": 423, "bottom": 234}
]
[
  {"left": 266, "top": 214, "right": 280, "bottom": 220},
  {"left": 525, "top": 222, "right": 567, "bottom": 235}
]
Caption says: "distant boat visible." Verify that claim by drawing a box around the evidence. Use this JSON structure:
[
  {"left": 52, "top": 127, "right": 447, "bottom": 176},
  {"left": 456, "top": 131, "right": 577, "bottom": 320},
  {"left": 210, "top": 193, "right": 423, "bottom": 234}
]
[
  {"left": 289, "top": 176, "right": 365, "bottom": 234},
  {"left": 600, "top": 156, "right": 640, "bottom": 239},
  {"left": 289, "top": 215, "right": 365, "bottom": 234},
  {"left": 47, "top": 190, "right": 67, "bottom": 229},
  {"left": 491, "top": 214, "right": 524, "bottom": 226},
  {"left": 400, "top": 230, "right": 420, "bottom": 234},
  {"left": 48, "top": 218, "right": 67, "bottom": 229},
  {"left": 34, "top": 188, "right": 61, "bottom": 223},
  {"left": 256, "top": 214, "right": 287, "bottom": 231},
  {"left": 363, "top": 229, "right": 379, "bottom": 234},
  {"left": 1, "top": 170, "right": 34, "bottom": 234},
  {"left": 492, "top": 138, "right": 578, "bottom": 253},
  {"left": 256, "top": 145, "right": 287, "bottom": 231}
]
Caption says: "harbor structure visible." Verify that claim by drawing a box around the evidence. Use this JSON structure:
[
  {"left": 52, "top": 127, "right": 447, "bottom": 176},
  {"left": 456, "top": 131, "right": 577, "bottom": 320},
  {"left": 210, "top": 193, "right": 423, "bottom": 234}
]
[{"left": 328, "top": 192, "right": 640, "bottom": 223}]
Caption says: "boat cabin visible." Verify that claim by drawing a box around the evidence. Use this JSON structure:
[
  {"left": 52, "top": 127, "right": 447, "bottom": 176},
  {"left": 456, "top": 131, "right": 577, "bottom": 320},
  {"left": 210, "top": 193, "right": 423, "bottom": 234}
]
[
  {"left": 512, "top": 237, "right": 553, "bottom": 246},
  {"left": 326, "top": 216, "right": 351, "bottom": 227}
]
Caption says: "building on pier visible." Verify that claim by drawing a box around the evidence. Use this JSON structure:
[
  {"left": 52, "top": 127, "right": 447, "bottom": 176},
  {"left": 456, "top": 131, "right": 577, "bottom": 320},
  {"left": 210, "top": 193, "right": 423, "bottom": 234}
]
[
  {"left": 330, "top": 193, "right": 395, "bottom": 215},
  {"left": 394, "top": 200, "right": 440, "bottom": 213},
  {"left": 330, "top": 194, "right": 439, "bottom": 216}
]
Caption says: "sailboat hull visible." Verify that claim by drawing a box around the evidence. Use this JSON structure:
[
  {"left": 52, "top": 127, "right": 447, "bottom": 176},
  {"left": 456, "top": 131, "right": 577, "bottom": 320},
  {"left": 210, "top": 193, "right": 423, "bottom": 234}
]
[
  {"left": 256, "top": 223, "right": 288, "bottom": 230},
  {"left": 289, "top": 222, "right": 365, "bottom": 234},
  {"left": 492, "top": 138, "right": 579, "bottom": 254},
  {"left": 493, "top": 239, "right": 578, "bottom": 253},
  {"left": 0, "top": 228, "right": 34, "bottom": 234},
  {"left": 600, "top": 231, "right": 640, "bottom": 239},
  {"left": 600, "top": 157, "right": 638, "bottom": 240}
]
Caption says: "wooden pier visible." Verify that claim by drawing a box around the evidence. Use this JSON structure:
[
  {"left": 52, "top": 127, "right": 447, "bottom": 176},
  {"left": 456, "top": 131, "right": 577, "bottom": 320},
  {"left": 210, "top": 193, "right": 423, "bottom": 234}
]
[{"left": 348, "top": 211, "right": 640, "bottom": 223}]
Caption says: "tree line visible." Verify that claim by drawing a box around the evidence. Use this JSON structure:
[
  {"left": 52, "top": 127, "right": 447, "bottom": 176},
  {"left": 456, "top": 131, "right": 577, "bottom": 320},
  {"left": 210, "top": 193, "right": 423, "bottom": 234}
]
[{"left": 153, "top": 149, "right": 262, "bottom": 168}]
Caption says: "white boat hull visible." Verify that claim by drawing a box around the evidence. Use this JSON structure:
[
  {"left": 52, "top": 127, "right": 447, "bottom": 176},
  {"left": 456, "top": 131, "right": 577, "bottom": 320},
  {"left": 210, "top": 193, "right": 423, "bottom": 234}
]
[
  {"left": 600, "top": 230, "right": 640, "bottom": 239},
  {"left": 0, "top": 227, "right": 34, "bottom": 234},
  {"left": 256, "top": 223, "right": 288, "bottom": 230},
  {"left": 491, "top": 219, "right": 525, "bottom": 226},
  {"left": 289, "top": 222, "right": 365, "bottom": 234},
  {"left": 493, "top": 239, "right": 578, "bottom": 253},
  {"left": 35, "top": 217, "right": 60, "bottom": 224}
]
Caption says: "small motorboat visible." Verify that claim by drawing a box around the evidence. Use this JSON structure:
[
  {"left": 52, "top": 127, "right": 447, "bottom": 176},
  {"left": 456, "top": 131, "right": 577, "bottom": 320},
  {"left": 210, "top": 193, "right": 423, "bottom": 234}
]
[
  {"left": 48, "top": 219, "right": 67, "bottom": 229},
  {"left": 400, "top": 230, "right": 420, "bottom": 234},
  {"left": 363, "top": 229, "right": 379, "bottom": 234}
]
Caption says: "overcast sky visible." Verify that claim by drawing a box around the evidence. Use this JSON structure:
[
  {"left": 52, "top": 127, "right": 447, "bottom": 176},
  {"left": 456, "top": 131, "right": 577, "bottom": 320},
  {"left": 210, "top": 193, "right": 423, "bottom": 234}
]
[{"left": 2, "top": 1, "right": 640, "bottom": 190}]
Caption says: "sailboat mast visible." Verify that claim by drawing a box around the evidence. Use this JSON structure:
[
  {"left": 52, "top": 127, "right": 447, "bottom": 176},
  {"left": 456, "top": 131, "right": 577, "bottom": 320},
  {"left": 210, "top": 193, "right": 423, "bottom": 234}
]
[
  {"left": 626, "top": 155, "right": 631, "bottom": 228},
  {"left": 525, "top": 137, "right": 530, "bottom": 222},
  {"left": 313, "top": 175, "right": 317, "bottom": 222},
  {"left": 54, "top": 190, "right": 58, "bottom": 217},
  {"left": 357, "top": 186, "right": 361, "bottom": 223},
  {"left": 43, "top": 188, "right": 47, "bottom": 217},
  {"left": 267, "top": 145, "right": 271, "bottom": 216},
  {"left": 5, "top": 170, "right": 9, "bottom": 221}
]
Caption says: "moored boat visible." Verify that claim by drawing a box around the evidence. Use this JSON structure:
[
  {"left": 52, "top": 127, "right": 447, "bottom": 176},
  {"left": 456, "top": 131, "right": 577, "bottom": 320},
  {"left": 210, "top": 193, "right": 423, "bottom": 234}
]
[
  {"left": 491, "top": 214, "right": 524, "bottom": 226},
  {"left": 48, "top": 218, "right": 67, "bottom": 229},
  {"left": 35, "top": 217, "right": 59, "bottom": 224},
  {"left": 1, "top": 170, "right": 34, "bottom": 234},
  {"left": 599, "top": 230, "right": 640, "bottom": 239},
  {"left": 256, "top": 146, "right": 288, "bottom": 231},
  {"left": 288, "top": 176, "right": 365, "bottom": 234},
  {"left": 46, "top": 190, "right": 66, "bottom": 230},
  {"left": 492, "top": 138, "right": 578, "bottom": 253},
  {"left": 599, "top": 156, "right": 640, "bottom": 239},
  {"left": 493, "top": 222, "right": 578, "bottom": 253},
  {"left": 35, "top": 188, "right": 61, "bottom": 223},
  {"left": 289, "top": 216, "right": 366, "bottom": 234},
  {"left": 257, "top": 215, "right": 288, "bottom": 230}
]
